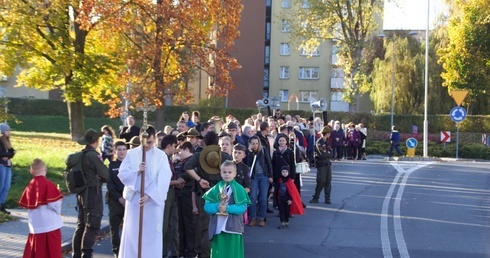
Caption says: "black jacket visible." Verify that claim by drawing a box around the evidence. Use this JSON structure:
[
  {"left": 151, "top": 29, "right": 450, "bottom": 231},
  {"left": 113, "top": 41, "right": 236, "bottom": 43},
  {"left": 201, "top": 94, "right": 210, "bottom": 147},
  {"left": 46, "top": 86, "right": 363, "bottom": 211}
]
[
  {"left": 107, "top": 159, "right": 125, "bottom": 201},
  {"left": 271, "top": 148, "right": 296, "bottom": 182},
  {"left": 0, "top": 140, "right": 15, "bottom": 167},
  {"left": 119, "top": 126, "right": 140, "bottom": 143},
  {"left": 245, "top": 147, "right": 273, "bottom": 179}
]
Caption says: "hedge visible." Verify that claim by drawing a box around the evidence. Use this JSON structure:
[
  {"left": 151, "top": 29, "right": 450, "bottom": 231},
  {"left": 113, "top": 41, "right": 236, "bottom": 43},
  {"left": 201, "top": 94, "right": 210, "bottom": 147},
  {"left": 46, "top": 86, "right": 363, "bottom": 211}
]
[{"left": 7, "top": 98, "right": 490, "bottom": 134}]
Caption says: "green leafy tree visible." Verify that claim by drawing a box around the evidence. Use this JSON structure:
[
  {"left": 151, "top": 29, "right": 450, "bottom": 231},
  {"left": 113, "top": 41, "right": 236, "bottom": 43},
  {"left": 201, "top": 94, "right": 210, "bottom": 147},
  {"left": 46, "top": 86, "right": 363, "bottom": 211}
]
[
  {"left": 370, "top": 33, "right": 454, "bottom": 115},
  {"left": 371, "top": 36, "right": 424, "bottom": 114},
  {"left": 438, "top": 0, "right": 490, "bottom": 114},
  {"left": 282, "top": 0, "right": 383, "bottom": 109},
  {"left": 0, "top": 0, "right": 121, "bottom": 140}
]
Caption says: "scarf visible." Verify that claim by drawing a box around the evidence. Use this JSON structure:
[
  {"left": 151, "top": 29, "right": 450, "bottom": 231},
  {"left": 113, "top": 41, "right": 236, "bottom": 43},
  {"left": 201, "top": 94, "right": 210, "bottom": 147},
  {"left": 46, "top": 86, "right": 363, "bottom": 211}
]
[{"left": 202, "top": 180, "right": 251, "bottom": 206}]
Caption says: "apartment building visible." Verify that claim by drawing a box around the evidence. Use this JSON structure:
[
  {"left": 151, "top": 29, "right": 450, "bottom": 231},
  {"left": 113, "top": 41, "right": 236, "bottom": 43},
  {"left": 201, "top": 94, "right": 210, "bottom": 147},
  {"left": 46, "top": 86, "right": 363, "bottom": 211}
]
[{"left": 267, "top": 0, "right": 351, "bottom": 112}]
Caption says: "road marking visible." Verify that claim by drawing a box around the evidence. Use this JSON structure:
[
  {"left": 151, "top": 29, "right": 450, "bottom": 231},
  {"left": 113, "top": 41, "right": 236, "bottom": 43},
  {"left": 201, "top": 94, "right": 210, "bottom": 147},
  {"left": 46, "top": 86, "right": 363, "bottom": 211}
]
[
  {"left": 381, "top": 173, "right": 401, "bottom": 257},
  {"left": 382, "top": 162, "right": 433, "bottom": 258}
]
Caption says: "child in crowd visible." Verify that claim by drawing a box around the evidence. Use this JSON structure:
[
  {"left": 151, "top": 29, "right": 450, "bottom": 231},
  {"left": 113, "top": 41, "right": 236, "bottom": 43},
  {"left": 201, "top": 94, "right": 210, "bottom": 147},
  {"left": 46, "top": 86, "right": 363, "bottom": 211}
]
[
  {"left": 203, "top": 160, "right": 251, "bottom": 258},
  {"left": 276, "top": 166, "right": 304, "bottom": 229},
  {"left": 18, "top": 158, "right": 63, "bottom": 258},
  {"left": 232, "top": 143, "right": 251, "bottom": 193}
]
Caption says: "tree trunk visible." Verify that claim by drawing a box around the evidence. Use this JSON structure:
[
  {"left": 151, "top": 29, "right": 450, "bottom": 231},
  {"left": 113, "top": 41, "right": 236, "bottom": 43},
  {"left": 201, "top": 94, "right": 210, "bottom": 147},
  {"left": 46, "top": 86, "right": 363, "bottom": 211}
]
[
  {"left": 155, "top": 108, "right": 165, "bottom": 131},
  {"left": 67, "top": 100, "right": 85, "bottom": 141}
]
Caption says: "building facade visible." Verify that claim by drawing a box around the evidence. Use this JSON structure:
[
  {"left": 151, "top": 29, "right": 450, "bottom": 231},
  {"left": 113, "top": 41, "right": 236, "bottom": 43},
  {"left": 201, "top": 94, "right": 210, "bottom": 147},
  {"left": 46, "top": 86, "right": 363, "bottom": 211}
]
[{"left": 268, "top": 0, "right": 350, "bottom": 112}]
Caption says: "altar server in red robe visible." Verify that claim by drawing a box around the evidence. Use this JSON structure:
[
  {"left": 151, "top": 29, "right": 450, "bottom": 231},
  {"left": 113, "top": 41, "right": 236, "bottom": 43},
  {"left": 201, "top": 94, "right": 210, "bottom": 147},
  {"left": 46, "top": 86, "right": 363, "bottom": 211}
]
[{"left": 18, "top": 158, "right": 63, "bottom": 258}]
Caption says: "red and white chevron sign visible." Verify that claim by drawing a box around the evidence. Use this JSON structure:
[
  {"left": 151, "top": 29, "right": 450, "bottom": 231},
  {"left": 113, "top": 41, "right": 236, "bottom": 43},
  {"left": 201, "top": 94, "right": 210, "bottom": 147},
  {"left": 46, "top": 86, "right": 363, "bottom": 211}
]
[
  {"left": 441, "top": 131, "right": 451, "bottom": 143},
  {"left": 483, "top": 134, "right": 487, "bottom": 145}
]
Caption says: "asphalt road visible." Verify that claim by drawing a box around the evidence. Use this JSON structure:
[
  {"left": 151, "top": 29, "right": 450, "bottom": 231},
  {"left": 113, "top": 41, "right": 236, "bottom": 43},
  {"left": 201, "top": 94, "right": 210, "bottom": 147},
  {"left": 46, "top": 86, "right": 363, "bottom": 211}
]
[{"left": 68, "top": 159, "right": 490, "bottom": 258}]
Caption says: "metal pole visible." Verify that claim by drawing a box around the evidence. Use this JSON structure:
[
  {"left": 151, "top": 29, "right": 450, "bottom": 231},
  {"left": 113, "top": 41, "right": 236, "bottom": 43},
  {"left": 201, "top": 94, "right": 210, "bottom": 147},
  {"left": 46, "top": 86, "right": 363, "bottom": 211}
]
[
  {"left": 423, "top": 0, "right": 430, "bottom": 157},
  {"left": 456, "top": 124, "right": 459, "bottom": 158},
  {"left": 391, "top": 40, "right": 395, "bottom": 129}
]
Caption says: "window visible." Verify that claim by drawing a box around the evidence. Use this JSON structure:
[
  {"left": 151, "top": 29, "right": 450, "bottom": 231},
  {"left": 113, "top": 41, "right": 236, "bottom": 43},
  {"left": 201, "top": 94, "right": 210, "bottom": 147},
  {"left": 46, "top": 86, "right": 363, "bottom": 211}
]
[
  {"left": 264, "top": 46, "right": 270, "bottom": 64},
  {"left": 280, "top": 43, "right": 290, "bottom": 55},
  {"left": 331, "top": 91, "right": 343, "bottom": 102},
  {"left": 282, "top": 0, "right": 291, "bottom": 8},
  {"left": 279, "top": 90, "right": 289, "bottom": 102},
  {"left": 280, "top": 66, "right": 290, "bottom": 79},
  {"left": 266, "top": 22, "right": 271, "bottom": 40},
  {"left": 300, "top": 47, "right": 320, "bottom": 56},
  {"left": 332, "top": 68, "right": 344, "bottom": 78},
  {"left": 281, "top": 20, "right": 290, "bottom": 32},
  {"left": 331, "top": 78, "right": 344, "bottom": 88},
  {"left": 302, "top": 0, "right": 311, "bottom": 8},
  {"left": 300, "top": 91, "right": 318, "bottom": 102},
  {"left": 263, "top": 68, "right": 269, "bottom": 88},
  {"left": 299, "top": 67, "right": 319, "bottom": 79},
  {"left": 266, "top": 0, "right": 271, "bottom": 7}
]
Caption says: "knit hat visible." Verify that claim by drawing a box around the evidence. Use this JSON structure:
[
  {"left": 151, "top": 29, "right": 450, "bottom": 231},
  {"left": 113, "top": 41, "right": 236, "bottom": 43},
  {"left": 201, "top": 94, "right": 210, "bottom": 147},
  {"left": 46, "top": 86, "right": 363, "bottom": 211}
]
[{"left": 0, "top": 123, "right": 11, "bottom": 134}]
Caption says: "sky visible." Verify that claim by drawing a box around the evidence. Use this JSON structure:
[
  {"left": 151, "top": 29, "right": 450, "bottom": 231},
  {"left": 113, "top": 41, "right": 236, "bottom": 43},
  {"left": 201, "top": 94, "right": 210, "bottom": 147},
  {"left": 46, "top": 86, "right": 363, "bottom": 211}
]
[{"left": 383, "top": 0, "right": 446, "bottom": 30}]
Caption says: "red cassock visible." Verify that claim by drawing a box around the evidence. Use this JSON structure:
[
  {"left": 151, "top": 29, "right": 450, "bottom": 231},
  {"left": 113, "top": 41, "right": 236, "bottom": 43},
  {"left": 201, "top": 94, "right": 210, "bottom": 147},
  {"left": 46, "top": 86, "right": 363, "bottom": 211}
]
[
  {"left": 284, "top": 179, "right": 305, "bottom": 215},
  {"left": 18, "top": 176, "right": 63, "bottom": 258}
]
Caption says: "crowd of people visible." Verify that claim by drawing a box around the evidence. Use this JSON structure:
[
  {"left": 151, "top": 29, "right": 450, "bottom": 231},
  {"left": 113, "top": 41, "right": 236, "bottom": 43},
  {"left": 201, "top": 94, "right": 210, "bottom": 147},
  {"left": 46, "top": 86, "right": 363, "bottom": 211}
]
[{"left": 9, "top": 108, "right": 370, "bottom": 258}]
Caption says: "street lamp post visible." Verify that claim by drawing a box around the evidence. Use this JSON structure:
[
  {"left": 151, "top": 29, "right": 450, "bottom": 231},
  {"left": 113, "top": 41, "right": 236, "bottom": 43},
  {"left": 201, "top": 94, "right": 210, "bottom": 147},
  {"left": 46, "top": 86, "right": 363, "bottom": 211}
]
[
  {"left": 423, "top": 0, "right": 430, "bottom": 157},
  {"left": 378, "top": 32, "right": 417, "bottom": 129}
]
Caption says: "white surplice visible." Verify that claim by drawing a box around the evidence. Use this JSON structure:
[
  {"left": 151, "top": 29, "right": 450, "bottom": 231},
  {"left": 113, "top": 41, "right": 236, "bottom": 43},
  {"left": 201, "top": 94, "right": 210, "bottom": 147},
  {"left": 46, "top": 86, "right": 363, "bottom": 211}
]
[{"left": 118, "top": 146, "right": 171, "bottom": 258}]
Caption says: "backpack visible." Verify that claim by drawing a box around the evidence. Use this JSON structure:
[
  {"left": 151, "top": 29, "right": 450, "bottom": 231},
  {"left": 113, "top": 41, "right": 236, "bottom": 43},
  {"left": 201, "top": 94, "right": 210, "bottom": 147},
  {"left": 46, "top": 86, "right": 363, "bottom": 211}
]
[{"left": 64, "top": 150, "right": 90, "bottom": 194}]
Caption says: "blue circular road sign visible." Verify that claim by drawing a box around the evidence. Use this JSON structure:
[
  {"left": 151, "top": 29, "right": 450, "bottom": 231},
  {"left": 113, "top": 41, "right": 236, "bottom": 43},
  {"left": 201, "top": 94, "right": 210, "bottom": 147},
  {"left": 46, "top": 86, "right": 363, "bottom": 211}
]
[
  {"left": 450, "top": 106, "right": 467, "bottom": 123},
  {"left": 406, "top": 137, "right": 418, "bottom": 149}
]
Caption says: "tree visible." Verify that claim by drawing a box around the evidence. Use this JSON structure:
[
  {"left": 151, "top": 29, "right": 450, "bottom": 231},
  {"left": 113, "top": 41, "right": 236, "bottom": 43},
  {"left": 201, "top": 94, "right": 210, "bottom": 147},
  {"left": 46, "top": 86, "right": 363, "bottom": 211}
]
[
  {"left": 84, "top": 0, "right": 242, "bottom": 129},
  {"left": 370, "top": 32, "right": 454, "bottom": 115},
  {"left": 0, "top": 0, "right": 121, "bottom": 140},
  {"left": 282, "top": 0, "right": 383, "bottom": 110},
  {"left": 370, "top": 36, "right": 424, "bottom": 114},
  {"left": 438, "top": 0, "right": 490, "bottom": 114}
]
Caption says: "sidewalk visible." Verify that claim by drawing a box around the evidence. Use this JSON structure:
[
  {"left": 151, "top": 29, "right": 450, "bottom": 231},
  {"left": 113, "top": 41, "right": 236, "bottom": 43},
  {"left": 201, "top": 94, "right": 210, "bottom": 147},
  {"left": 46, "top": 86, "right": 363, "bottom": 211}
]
[{"left": 0, "top": 187, "right": 110, "bottom": 258}]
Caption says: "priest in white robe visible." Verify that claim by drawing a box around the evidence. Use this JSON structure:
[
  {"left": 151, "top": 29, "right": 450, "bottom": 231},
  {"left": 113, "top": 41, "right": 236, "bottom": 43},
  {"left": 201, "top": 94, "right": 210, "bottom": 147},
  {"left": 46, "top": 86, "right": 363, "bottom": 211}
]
[{"left": 118, "top": 127, "right": 171, "bottom": 258}]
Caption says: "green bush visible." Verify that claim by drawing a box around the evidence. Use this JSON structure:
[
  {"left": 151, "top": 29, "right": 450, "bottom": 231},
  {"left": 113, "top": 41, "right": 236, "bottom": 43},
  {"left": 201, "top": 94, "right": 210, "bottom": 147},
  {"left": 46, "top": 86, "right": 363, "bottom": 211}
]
[{"left": 8, "top": 98, "right": 490, "bottom": 133}]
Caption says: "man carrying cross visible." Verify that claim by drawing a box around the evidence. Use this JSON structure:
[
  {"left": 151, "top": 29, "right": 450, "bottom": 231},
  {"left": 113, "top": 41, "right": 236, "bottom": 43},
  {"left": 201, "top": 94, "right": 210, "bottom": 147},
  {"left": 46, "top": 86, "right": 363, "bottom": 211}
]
[{"left": 117, "top": 99, "right": 172, "bottom": 258}]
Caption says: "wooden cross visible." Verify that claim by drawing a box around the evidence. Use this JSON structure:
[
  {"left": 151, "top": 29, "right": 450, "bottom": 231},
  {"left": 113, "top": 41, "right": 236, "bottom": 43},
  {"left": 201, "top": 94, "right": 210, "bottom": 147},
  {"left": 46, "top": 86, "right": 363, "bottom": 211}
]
[
  {"left": 135, "top": 98, "right": 156, "bottom": 132},
  {"left": 134, "top": 97, "right": 155, "bottom": 258}
]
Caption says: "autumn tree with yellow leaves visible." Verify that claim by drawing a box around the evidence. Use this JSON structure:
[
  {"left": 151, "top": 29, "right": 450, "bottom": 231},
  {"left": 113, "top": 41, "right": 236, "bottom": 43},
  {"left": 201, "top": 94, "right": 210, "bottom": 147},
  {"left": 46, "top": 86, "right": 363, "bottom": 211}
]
[{"left": 0, "top": 0, "right": 242, "bottom": 138}]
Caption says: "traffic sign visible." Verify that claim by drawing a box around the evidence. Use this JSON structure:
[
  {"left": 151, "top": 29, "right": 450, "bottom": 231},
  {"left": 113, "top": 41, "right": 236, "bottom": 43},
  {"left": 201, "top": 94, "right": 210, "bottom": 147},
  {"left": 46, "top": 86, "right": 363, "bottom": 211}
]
[
  {"left": 483, "top": 134, "right": 487, "bottom": 145},
  {"left": 441, "top": 131, "right": 451, "bottom": 143},
  {"left": 406, "top": 137, "right": 418, "bottom": 149},
  {"left": 450, "top": 106, "right": 467, "bottom": 123},
  {"left": 450, "top": 90, "right": 469, "bottom": 106}
]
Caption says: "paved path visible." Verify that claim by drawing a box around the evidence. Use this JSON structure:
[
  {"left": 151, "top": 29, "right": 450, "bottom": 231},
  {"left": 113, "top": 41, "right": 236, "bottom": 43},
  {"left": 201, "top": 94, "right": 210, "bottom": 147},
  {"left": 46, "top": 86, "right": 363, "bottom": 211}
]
[{"left": 0, "top": 187, "right": 110, "bottom": 258}]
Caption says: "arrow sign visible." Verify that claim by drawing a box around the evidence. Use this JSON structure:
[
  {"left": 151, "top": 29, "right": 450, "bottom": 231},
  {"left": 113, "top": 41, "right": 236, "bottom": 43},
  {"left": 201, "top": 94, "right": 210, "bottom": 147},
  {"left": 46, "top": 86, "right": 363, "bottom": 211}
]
[
  {"left": 440, "top": 131, "right": 451, "bottom": 143},
  {"left": 406, "top": 137, "right": 418, "bottom": 149},
  {"left": 450, "top": 106, "right": 467, "bottom": 123}
]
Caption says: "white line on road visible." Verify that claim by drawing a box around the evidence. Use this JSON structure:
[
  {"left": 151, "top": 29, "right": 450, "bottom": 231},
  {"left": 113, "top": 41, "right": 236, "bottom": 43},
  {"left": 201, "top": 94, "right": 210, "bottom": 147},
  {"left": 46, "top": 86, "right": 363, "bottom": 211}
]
[
  {"left": 381, "top": 173, "right": 401, "bottom": 258},
  {"left": 382, "top": 162, "right": 433, "bottom": 258}
]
